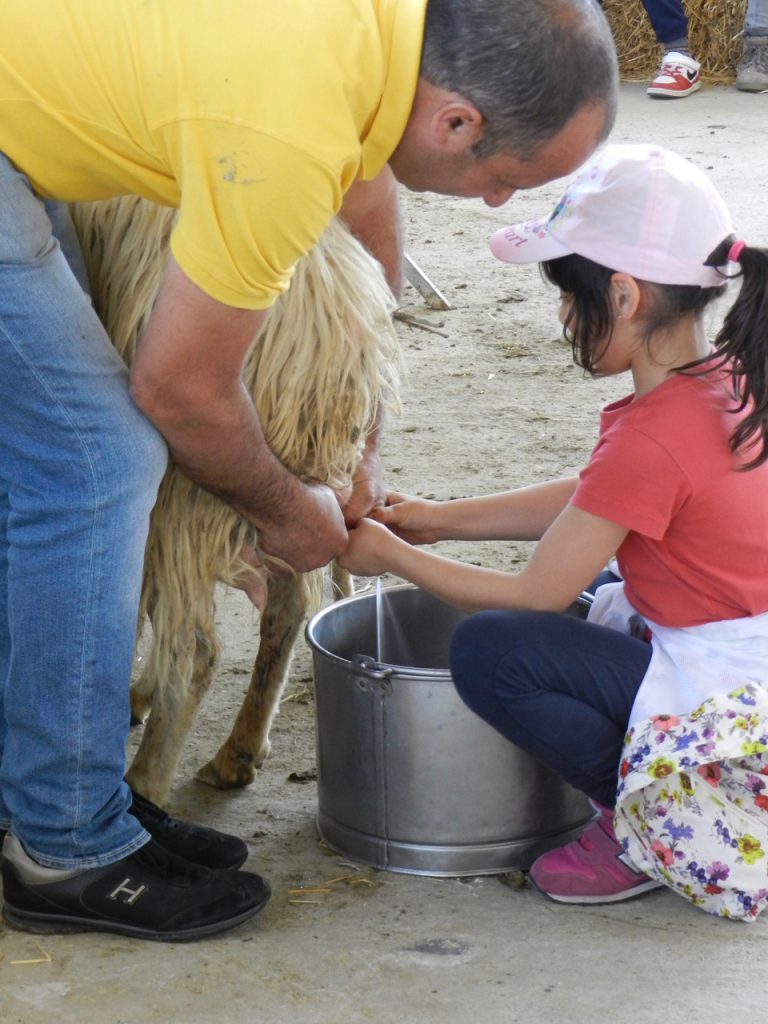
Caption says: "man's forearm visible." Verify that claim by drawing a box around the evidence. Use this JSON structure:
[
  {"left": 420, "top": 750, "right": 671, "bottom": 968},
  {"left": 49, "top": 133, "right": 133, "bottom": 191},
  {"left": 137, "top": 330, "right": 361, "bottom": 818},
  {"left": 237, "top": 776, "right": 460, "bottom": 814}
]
[
  {"left": 339, "top": 167, "right": 404, "bottom": 298},
  {"left": 135, "top": 374, "right": 347, "bottom": 569},
  {"left": 130, "top": 257, "right": 348, "bottom": 571}
]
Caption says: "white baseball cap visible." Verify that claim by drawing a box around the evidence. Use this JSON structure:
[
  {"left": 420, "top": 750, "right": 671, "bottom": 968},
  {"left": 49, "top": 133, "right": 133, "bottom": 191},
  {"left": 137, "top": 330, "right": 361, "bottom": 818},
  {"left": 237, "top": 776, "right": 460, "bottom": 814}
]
[{"left": 490, "top": 143, "right": 734, "bottom": 288}]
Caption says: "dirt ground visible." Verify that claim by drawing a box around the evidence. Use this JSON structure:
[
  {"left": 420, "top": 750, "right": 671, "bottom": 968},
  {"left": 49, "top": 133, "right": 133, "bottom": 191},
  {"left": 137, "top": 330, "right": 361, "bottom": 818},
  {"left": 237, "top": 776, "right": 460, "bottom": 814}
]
[{"left": 3, "top": 85, "right": 768, "bottom": 1024}]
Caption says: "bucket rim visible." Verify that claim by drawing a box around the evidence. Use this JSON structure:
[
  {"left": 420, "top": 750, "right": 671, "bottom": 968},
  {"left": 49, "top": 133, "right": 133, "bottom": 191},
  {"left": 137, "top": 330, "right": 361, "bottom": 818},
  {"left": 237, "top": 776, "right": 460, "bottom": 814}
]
[
  {"left": 305, "top": 582, "right": 453, "bottom": 678},
  {"left": 305, "top": 582, "right": 594, "bottom": 675}
]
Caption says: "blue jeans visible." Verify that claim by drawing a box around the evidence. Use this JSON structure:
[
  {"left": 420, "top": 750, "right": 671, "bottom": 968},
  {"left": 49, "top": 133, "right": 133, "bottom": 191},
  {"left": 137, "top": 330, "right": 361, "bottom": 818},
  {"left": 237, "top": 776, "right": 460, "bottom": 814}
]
[
  {"left": 640, "top": 1, "right": 688, "bottom": 47},
  {"left": 598, "top": 1, "right": 688, "bottom": 47},
  {"left": 746, "top": 0, "right": 768, "bottom": 36},
  {"left": 449, "top": 604, "right": 652, "bottom": 809},
  {"left": 0, "top": 153, "right": 168, "bottom": 868}
]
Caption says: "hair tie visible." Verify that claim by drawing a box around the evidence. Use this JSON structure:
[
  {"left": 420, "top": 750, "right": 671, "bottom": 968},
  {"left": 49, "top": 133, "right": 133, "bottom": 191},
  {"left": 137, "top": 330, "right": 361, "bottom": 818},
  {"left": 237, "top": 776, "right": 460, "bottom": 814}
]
[{"left": 728, "top": 240, "right": 747, "bottom": 263}]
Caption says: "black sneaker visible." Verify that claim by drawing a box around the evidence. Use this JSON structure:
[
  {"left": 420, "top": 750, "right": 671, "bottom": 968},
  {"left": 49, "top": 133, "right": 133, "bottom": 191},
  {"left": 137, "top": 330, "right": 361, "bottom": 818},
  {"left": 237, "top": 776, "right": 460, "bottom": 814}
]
[
  {"left": 1, "top": 793, "right": 249, "bottom": 871},
  {"left": 1, "top": 836, "right": 270, "bottom": 942},
  {"left": 129, "top": 789, "right": 248, "bottom": 870}
]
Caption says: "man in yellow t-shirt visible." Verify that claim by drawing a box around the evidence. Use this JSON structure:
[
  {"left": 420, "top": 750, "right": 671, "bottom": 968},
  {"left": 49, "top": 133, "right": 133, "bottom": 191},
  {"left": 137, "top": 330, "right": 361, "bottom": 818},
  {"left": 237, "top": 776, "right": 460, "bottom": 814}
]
[{"left": 0, "top": 0, "right": 617, "bottom": 942}]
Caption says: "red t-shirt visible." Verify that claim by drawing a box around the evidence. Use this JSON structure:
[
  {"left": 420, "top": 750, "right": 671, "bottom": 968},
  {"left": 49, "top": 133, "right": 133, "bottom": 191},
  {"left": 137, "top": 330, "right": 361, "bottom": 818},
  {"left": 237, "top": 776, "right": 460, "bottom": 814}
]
[{"left": 572, "top": 365, "right": 768, "bottom": 627}]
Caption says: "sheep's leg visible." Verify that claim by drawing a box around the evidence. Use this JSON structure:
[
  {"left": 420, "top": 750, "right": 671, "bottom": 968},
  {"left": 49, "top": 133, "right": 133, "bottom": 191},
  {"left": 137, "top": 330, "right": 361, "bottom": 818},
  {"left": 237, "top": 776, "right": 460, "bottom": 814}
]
[
  {"left": 129, "top": 663, "right": 156, "bottom": 727},
  {"left": 196, "top": 573, "right": 309, "bottom": 789},
  {"left": 129, "top": 587, "right": 158, "bottom": 725},
  {"left": 330, "top": 561, "right": 354, "bottom": 600},
  {"left": 127, "top": 629, "right": 219, "bottom": 807}
]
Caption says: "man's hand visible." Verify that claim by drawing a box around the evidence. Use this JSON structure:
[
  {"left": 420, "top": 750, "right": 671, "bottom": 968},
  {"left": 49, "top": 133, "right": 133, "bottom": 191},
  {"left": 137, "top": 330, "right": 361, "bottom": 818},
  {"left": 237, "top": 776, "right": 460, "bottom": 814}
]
[
  {"left": 259, "top": 481, "right": 348, "bottom": 573},
  {"left": 342, "top": 443, "right": 386, "bottom": 527}
]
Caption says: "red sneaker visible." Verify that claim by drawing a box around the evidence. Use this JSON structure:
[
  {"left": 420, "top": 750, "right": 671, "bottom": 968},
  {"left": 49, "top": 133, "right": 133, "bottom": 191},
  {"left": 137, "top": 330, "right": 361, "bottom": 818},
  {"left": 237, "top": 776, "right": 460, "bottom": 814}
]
[
  {"left": 646, "top": 52, "right": 701, "bottom": 98},
  {"left": 528, "top": 811, "right": 661, "bottom": 904}
]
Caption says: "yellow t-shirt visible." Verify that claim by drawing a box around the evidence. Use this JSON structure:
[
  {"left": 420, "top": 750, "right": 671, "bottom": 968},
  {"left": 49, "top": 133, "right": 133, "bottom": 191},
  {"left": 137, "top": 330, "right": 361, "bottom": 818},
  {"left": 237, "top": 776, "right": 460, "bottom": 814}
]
[{"left": 0, "top": 0, "right": 425, "bottom": 308}]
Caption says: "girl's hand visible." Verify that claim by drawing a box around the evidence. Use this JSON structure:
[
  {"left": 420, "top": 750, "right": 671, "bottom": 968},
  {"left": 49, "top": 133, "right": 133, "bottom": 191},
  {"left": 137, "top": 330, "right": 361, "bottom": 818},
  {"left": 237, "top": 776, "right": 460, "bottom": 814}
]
[
  {"left": 370, "top": 491, "right": 444, "bottom": 545},
  {"left": 337, "top": 517, "right": 396, "bottom": 577}
]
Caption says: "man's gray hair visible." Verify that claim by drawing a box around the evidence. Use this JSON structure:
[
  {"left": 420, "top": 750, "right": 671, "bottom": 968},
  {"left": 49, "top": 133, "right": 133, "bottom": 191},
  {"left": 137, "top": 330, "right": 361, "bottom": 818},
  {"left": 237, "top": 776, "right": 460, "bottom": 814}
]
[{"left": 420, "top": 0, "right": 618, "bottom": 159}]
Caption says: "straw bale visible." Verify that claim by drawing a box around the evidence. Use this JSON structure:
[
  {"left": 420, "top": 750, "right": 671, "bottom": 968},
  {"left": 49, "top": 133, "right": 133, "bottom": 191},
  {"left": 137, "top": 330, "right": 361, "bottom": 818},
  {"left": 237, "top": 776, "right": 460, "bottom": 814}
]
[{"left": 602, "top": 0, "right": 747, "bottom": 82}]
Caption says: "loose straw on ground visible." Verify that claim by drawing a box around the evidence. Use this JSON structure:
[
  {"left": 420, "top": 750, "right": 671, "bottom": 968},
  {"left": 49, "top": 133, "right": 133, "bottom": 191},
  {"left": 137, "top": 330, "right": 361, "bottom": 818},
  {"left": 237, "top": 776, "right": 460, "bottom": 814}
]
[{"left": 287, "top": 866, "right": 381, "bottom": 905}]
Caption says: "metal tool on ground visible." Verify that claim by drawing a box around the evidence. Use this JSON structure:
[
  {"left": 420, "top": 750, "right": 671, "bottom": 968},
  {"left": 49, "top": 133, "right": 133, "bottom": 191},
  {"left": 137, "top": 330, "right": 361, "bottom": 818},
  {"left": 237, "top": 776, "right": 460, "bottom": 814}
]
[{"left": 403, "top": 253, "right": 452, "bottom": 310}]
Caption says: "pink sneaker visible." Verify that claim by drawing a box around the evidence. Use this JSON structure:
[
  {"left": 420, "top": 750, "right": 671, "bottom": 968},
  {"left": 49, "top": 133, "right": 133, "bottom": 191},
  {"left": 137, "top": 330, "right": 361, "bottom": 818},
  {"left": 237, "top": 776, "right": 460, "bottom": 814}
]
[
  {"left": 646, "top": 51, "right": 701, "bottom": 98},
  {"left": 528, "top": 810, "right": 661, "bottom": 904}
]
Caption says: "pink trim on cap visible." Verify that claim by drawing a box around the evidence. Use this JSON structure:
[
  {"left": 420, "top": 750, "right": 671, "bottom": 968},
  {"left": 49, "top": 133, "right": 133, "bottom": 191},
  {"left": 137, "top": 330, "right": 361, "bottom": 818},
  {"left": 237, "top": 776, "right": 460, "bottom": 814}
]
[{"left": 728, "top": 240, "right": 746, "bottom": 263}]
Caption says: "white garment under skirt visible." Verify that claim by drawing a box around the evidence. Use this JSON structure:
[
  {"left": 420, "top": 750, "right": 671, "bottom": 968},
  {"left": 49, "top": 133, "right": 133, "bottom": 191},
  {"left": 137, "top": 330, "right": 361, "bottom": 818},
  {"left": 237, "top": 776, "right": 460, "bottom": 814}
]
[{"left": 588, "top": 583, "right": 768, "bottom": 921}]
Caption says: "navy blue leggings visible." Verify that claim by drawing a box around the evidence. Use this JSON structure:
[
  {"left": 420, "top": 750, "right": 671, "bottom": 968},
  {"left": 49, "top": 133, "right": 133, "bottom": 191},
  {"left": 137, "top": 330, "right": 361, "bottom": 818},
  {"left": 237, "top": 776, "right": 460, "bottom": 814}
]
[
  {"left": 598, "top": 0, "right": 688, "bottom": 47},
  {"left": 449, "top": 608, "right": 652, "bottom": 808}
]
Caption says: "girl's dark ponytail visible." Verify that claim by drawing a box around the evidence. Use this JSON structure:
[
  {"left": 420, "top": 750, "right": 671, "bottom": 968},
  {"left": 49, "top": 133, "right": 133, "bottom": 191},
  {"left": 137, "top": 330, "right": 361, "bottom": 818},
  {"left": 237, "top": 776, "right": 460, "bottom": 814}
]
[{"left": 708, "top": 240, "right": 768, "bottom": 468}]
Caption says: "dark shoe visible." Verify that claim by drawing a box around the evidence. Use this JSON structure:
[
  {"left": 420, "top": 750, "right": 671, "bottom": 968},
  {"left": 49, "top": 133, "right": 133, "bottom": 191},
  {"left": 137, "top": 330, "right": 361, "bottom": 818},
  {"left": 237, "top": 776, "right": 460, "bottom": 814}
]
[
  {"left": 1, "top": 792, "right": 249, "bottom": 871},
  {"left": 1, "top": 835, "right": 270, "bottom": 942},
  {"left": 736, "top": 40, "right": 768, "bottom": 92},
  {"left": 129, "top": 788, "right": 248, "bottom": 870}
]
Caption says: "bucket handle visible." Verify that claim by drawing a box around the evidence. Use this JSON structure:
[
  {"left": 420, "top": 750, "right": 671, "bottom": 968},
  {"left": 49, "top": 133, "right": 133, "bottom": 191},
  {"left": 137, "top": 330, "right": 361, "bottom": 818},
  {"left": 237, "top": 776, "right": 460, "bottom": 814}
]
[{"left": 351, "top": 653, "right": 393, "bottom": 694}]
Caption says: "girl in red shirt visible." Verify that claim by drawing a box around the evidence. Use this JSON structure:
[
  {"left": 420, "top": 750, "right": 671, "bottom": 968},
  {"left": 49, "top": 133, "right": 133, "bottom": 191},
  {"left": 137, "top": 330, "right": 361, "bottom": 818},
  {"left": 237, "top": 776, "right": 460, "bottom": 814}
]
[{"left": 339, "top": 143, "right": 768, "bottom": 920}]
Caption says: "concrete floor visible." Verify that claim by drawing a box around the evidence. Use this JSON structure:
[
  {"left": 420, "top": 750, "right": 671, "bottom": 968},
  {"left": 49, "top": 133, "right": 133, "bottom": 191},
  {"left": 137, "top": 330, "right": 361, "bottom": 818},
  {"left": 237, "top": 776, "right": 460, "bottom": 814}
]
[
  {"left": 3, "top": 814, "right": 767, "bottom": 1024},
  {"left": 3, "top": 84, "right": 768, "bottom": 1024}
]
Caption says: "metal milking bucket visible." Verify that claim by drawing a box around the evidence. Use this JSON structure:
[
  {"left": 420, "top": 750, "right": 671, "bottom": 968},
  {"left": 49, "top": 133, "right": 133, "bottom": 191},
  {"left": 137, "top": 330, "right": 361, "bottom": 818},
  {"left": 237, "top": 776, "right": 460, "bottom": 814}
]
[{"left": 306, "top": 584, "right": 593, "bottom": 876}]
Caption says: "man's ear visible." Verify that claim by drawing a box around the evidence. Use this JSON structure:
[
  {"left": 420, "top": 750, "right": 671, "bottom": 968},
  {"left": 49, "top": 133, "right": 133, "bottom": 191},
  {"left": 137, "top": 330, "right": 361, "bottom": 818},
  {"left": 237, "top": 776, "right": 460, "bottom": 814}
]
[
  {"left": 609, "top": 272, "right": 641, "bottom": 320},
  {"left": 431, "top": 97, "right": 485, "bottom": 151}
]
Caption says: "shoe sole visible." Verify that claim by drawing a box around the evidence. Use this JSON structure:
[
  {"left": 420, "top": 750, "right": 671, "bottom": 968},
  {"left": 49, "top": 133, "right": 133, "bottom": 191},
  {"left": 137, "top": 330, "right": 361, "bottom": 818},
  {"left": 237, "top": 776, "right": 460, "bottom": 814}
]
[
  {"left": 528, "top": 875, "right": 663, "bottom": 905},
  {"left": 3, "top": 890, "right": 270, "bottom": 943},
  {"left": 646, "top": 82, "right": 701, "bottom": 99},
  {"left": 222, "top": 851, "right": 249, "bottom": 870}
]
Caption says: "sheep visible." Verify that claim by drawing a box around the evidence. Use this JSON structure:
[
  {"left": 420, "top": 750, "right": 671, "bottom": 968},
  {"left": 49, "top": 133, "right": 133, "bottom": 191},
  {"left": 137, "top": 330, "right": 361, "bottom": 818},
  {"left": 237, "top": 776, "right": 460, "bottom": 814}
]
[{"left": 71, "top": 196, "right": 402, "bottom": 807}]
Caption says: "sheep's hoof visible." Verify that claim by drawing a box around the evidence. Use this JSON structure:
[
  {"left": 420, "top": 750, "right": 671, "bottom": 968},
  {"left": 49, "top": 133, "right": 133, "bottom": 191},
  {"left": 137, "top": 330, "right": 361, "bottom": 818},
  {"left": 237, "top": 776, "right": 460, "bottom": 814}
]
[
  {"left": 195, "top": 757, "right": 256, "bottom": 790},
  {"left": 129, "top": 693, "right": 151, "bottom": 727},
  {"left": 125, "top": 770, "right": 167, "bottom": 808}
]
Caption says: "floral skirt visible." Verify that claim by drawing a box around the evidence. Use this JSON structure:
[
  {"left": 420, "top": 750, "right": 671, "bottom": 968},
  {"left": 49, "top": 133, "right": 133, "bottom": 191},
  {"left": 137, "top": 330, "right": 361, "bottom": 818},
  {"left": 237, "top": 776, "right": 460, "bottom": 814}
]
[{"left": 614, "top": 683, "right": 768, "bottom": 921}]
